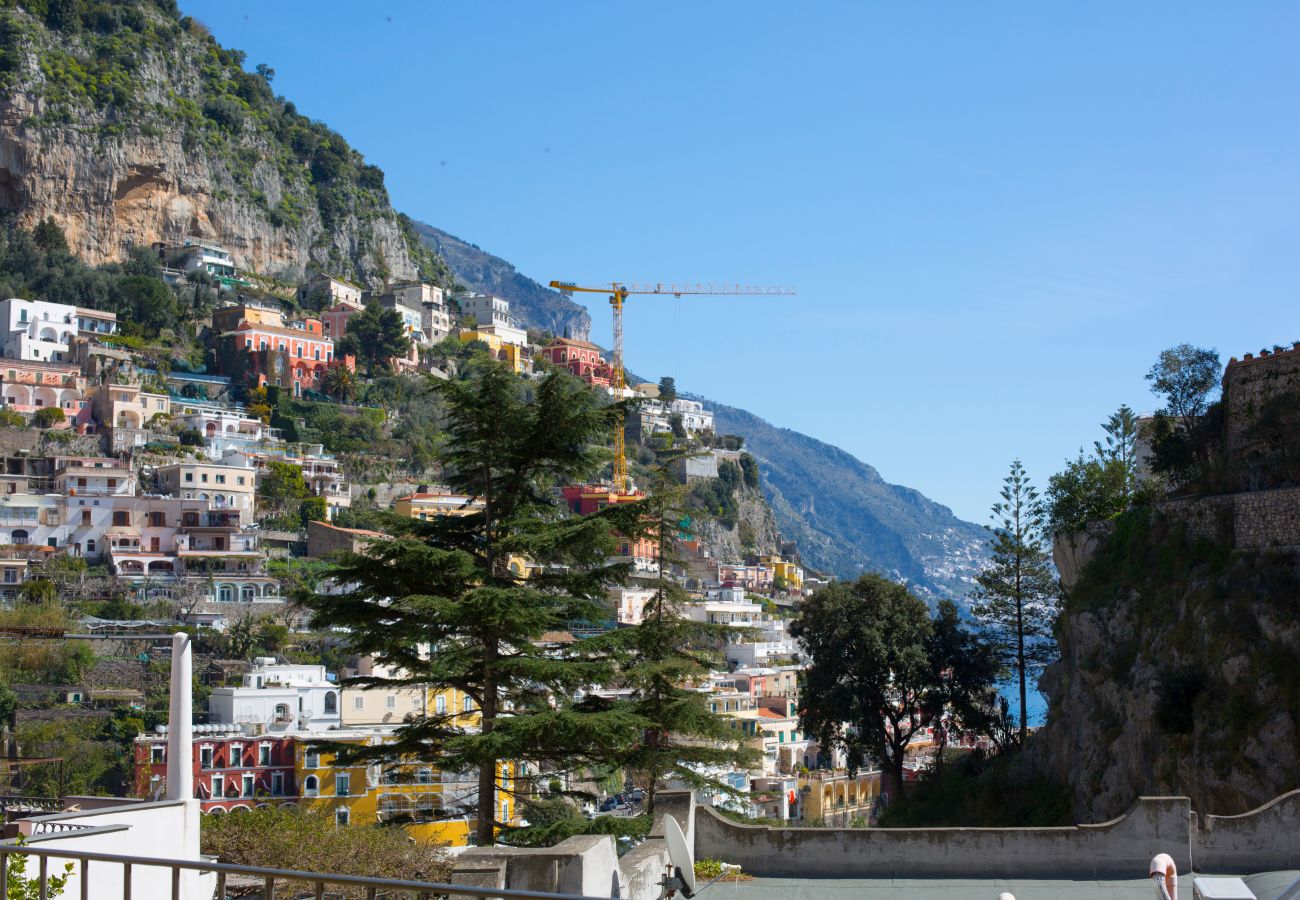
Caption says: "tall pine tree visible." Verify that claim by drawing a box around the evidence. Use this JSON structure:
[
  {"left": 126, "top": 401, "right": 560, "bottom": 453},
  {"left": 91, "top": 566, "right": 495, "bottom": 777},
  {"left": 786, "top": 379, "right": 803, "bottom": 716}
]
[
  {"left": 306, "top": 361, "right": 644, "bottom": 845},
  {"left": 970, "top": 459, "right": 1059, "bottom": 746},
  {"left": 586, "top": 442, "right": 758, "bottom": 818}
]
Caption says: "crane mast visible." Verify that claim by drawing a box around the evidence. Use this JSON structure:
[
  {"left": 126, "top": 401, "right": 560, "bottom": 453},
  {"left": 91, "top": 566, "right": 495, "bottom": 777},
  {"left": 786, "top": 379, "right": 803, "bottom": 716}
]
[{"left": 550, "top": 281, "right": 794, "bottom": 492}]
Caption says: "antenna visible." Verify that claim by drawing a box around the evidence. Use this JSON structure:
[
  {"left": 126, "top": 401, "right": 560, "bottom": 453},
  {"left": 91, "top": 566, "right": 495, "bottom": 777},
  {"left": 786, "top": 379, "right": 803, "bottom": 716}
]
[{"left": 660, "top": 815, "right": 696, "bottom": 898}]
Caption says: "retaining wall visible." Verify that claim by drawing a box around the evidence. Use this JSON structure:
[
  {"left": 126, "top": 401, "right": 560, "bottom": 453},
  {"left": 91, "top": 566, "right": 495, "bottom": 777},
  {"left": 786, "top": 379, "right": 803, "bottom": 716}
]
[
  {"left": 694, "top": 796, "right": 1195, "bottom": 879},
  {"left": 1200, "top": 789, "right": 1300, "bottom": 873}
]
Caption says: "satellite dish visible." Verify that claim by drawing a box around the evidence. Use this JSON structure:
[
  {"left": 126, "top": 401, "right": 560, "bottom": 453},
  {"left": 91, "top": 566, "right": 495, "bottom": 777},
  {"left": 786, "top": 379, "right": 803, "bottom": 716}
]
[{"left": 663, "top": 815, "right": 696, "bottom": 897}]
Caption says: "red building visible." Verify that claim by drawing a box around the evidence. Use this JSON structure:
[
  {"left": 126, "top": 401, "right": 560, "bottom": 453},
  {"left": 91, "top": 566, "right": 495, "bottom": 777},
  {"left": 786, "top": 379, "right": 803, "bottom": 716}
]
[
  {"left": 562, "top": 484, "right": 659, "bottom": 568},
  {"left": 212, "top": 303, "right": 354, "bottom": 396},
  {"left": 134, "top": 731, "right": 297, "bottom": 813},
  {"left": 540, "top": 338, "right": 612, "bottom": 387}
]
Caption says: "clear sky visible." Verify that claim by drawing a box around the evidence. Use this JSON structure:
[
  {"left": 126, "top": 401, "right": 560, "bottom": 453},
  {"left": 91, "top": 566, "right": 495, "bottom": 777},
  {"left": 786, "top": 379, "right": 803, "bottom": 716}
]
[{"left": 182, "top": 1, "right": 1300, "bottom": 523}]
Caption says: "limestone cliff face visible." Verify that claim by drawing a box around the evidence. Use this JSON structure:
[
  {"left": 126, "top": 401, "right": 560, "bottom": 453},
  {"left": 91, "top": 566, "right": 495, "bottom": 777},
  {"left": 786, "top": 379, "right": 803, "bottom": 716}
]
[
  {"left": 691, "top": 481, "right": 782, "bottom": 565},
  {"left": 0, "top": 5, "right": 442, "bottom": 287},
  {"left": 1028, "top": 509, "right": 1300, "bottom": 821}
]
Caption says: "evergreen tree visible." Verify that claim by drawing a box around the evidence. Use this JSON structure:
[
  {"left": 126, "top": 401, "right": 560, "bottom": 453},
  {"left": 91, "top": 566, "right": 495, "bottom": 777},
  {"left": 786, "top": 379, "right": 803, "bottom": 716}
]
[
  {"left": 340, "top": 304, "right": 411, "bottom": 376},
  {"left": 792, "top": 573, "right": 934, "bottom": 803},
  {"left": 585, "top": 443, "right": 757, "bottom": 819},
  {"left": 306, "top": 361, "right": 644, "bottom": 845},
  {"left": 922, "top": 599, "right": 1001, "bottom": 772},
  {"left": 657, "top": 376, "right": 677, "bottom": 404},
  {"left": 1094, "top": 404, "right": 1140, "bottom": 500},
  {"left": 970, "top": 460, "right": 1058, "bottom": 746}
]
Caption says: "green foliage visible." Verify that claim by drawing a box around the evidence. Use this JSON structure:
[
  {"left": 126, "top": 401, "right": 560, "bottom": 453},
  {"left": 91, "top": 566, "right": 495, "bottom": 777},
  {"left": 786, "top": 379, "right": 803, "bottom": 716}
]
[
  {"left": 306, "top": 361, "right": 641, "bottom": 845},
  {"left": 970, "top": 460, "right": 1058, "bottom": 745},
  {"left": 792, "top": 574, "right": 935, "bottom": 800},
  {"left": 1146, "top": 343, "right": 1222, "bottom": 422},
  {"left": 0, "top": 407, "right": 25, "bottom": 427},
  {"left": 578, "top": 446, "right": 758, "bottom": 817},
  {"left": 30, "top": 406, "right": 64, "bottom": 428},
  {"left": 1046, "top": 404, "right": 1144, "bottom": 535},
  {"left": 340, "top": 303, "right": 411, "bottom": 377},
  {"left": 259, "top": 459, "right": 307, "bottom": 505},
  {"left": 201, "top": 806, "right": 451, "bottom": 890},
  {"left": 657, "top": 376, "right": 677, "bottom": 403},
  {"left": 877, "top": 751, "right": 1071, "bottom": 827},
  {"left": 738, "top": 452, "right": 760, "bottom": 488},
  {"left": 12, "top": 715, "right": 135, "bottom": 795},
  {"left": 299, "top": 495, "right": 327, "bottom": 525},
  {"left": 6, "top": 836, "right": 73, "bottom": 899}
]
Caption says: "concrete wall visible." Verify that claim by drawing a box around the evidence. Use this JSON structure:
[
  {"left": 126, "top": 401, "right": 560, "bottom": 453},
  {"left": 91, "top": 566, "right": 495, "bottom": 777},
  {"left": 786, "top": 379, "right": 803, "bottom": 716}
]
[
  {"left": 693, "top": 795, "right": 1195, "bottom": 879},
  {"left": 1200, "top": 788, "right": 1300, "bottom": 872},
  {"left": 12, "top": 799, "right": 212, "bottom": 900}
]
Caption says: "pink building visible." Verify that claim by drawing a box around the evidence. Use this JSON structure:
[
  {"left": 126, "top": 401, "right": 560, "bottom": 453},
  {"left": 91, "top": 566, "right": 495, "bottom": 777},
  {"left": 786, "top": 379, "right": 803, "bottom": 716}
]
[{"left": 0, "top": 360, "right": 90, "bottom": 428}]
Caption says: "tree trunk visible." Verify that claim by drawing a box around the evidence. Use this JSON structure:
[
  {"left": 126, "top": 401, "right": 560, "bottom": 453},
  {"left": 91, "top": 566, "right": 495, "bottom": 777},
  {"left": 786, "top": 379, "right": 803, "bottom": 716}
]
[
  {"left": 476, "top": 640, "right": 498, "bottom": 846},
  {"left": 882, "top": 759, "right": 905, "bottom": 808}
]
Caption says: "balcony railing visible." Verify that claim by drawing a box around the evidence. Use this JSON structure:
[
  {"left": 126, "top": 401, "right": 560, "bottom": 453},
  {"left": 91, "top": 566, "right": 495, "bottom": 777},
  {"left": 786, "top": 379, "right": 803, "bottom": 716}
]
[{"left": 0, "top": 844, "right": 607, "bottom": 900}]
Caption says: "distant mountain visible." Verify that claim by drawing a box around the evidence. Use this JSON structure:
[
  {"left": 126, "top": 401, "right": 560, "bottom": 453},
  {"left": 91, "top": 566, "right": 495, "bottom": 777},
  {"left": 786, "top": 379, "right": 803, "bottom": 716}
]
[
  {"left": 706, "top": 399, "right": 989, "bottom": 598},
  {"left": 410, "top": 222, "right": 592, "bottom": 341}
]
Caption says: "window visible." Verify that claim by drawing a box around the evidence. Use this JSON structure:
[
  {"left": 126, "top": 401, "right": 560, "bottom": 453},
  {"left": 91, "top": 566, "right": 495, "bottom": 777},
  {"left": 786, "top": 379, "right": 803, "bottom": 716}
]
[
  {"left": 230, "top": 743, "right": 242, "bottom": 765},
  {"left": 184, "top": 473, "right": 193, "bottom": 483},
  {"left": 107, "top": 478, "right": 117, "bottom": 489},
  {"left": 386, "top": 695, "right": 396, "bottom": 710},
  {"left": 303, "top": 775, "right": 319, "bottom": 797},
  {"left": 354, "top": 695, "right": 364, "bottom": 710},
  {"left": 435, "top": 695, "right": 446, "bottom": 715},
  {"left": 335, "top": 773, "right": 350, "bottom": 796},
  {"left": 304, "top": 750, "right": 319, "bottom": 769},
  {"left": 273, "top": 703, "right": 290, "bottom": 723},
  {"left": 112, "top": 510, "right": 129, "bottom": 527},
  {"left": 416, "top": 767, "right": 433, "bottom": 785},
  {"left": 211, "top": 774, "right": 223, "bottom": 798},
  {"left": 237, "top": 476, "right": 246, "bottom": 486},
  {"left": 258, "top": 744, "right": 271, "bottom": 766},
  {"left": 200, "top": 473, "right": 208, "bottom": 483},
  {"left": 335, "top": 807, "right": 349, "bottom": 826},
  {"left": 150, "top": 745, "right": 164, "bottom": 764},
  {"left": 241, "top": 774, "right": 254, "bottom": 797},
  {"left": 86, "top": 538, "right": 95, "bottom": 554},
  {"left": 271, "top": 771, "right": 283, "bottom": 796},
  {"left": 216, "top": 474, "right": 226, "bottom": 484},
  {"left": 199, "top": 747, "right": 214, "bottom": 769},
  {"left": 323, "top": 692, "right": 337, "bottom": 714},
  {"left": 149, "top": 511, "right": 165, "bottom": 527},
  {"left": 463, "top": 697, "right": 474, "bottom": 713}
]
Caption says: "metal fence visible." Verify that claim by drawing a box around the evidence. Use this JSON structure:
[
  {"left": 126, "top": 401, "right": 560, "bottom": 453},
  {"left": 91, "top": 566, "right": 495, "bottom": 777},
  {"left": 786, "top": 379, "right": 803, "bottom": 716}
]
[{"left": 0, "top": 843, "right": 607, "bottom": 900}]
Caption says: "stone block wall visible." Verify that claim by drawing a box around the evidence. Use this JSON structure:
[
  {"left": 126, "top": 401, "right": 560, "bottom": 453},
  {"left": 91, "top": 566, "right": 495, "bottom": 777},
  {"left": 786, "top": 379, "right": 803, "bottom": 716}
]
[
  {"left": 1160, "top": 487, "right": 1300, "bottom": 550},
  {"left": 1222, "top": 345, "right": 1300, "bottom": 458}
]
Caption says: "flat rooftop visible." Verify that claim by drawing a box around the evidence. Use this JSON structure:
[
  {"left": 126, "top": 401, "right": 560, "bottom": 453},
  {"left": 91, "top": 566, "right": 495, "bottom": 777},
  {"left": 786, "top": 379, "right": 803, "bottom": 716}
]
[{"left": 704, "top": 871, "right": 1300, "bottom": 899}]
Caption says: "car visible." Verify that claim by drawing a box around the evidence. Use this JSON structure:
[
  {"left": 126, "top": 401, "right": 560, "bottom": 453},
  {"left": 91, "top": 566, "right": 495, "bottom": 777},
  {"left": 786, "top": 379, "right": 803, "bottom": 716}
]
[
  {"left": 627, "top": 789, "right": 646, "bottom": 802},
  {"left": 599, "top": 797, "right": 619, "bottom": 812}
]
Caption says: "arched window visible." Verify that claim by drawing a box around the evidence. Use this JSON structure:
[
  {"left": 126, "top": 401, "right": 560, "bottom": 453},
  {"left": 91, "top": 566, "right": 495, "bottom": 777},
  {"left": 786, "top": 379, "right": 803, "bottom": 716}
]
[
  {"left": 218, "top": 585, "right": 234, "bottom": 603},
  {"left": 241, "top": 586, "right": 255, "bottom": 602},
  {"left": 303, "top": 775, "right": 318, "bottom": 797},
  {"left": 323, "top": 692, "right": 337, "bottom": 714},
  {"left": 86, "top": 539, "right": 96, "bottom": 554},
  {"left": 11, "top": 529, "right": 28, "bottom": 545}
]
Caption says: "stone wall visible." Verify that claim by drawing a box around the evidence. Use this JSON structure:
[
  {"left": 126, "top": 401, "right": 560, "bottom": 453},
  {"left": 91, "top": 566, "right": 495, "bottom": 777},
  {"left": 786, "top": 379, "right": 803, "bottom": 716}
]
[
  {"left": 1159, "top": 487, "right": 1300, "bottom": 550},
  {"left": 693, "top": 796, "right": 1194, "bottom": 879},
  {"left": 1222, "top": 344, "right": 1300, "bottom": 458}
]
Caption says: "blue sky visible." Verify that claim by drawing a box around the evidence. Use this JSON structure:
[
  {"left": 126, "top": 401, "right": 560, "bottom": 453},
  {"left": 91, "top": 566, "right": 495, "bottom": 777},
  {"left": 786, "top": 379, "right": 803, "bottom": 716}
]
[{"left": 182, "top": 1, "right": 1300, "bottom": 523}]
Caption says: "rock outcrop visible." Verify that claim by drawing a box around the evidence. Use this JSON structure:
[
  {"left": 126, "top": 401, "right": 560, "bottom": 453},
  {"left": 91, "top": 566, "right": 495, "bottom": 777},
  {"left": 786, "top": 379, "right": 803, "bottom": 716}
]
[
  {"left": 0, "top": 4, "right": 445, "bottom": 287},
  {"left": 1029, "top": 508, "right": 1300, "bottom": 821},
  {"left": 691, "top": 480, "right": 782, "bottom": 564}
]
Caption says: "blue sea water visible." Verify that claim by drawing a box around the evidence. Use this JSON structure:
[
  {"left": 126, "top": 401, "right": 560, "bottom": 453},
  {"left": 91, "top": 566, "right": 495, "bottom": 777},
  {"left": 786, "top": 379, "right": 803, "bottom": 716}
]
[{"left": 998, "top": 681, "right": 1048, "bottom": 727}]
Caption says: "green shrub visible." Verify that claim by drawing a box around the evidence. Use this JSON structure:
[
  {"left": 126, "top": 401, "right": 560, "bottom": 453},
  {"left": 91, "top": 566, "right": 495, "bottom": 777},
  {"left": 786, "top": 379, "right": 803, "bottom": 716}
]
[{"left": 31, "top": 406, "right": 65, "bottom": 428}]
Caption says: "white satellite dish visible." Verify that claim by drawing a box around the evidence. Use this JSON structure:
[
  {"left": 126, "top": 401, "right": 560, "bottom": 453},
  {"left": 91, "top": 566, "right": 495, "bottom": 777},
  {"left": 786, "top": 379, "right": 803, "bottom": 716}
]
[{"left": 662, "top": 815, "right": 696, "bottom": 898}]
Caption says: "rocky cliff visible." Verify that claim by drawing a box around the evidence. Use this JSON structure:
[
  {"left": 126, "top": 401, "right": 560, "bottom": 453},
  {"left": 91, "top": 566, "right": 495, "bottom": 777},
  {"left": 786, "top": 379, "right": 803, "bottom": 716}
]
[
  {"left": 690, "top": 480, "right": 782, "bottom": 564},
  {"left": 1030, "top": 508, "right": 1300, "bottom": 820},
  {"left": 0, "top": 2, "right": 448, "bottom": 287}
]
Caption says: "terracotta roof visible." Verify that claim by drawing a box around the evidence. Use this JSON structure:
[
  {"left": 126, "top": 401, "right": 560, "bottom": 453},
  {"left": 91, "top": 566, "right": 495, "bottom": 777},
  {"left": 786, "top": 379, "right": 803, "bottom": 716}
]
[
  {"left": 546, "top": 337, "right": 602, "bottom": 351},
  {"left": 537, "top": 630, "right": 577, "bottom": 644},
  {"left": 313, "top": 521, "right": 388, "bottom": 539},
  {"left": 755, "top": 708, "right": 787, "bottom": 719}
]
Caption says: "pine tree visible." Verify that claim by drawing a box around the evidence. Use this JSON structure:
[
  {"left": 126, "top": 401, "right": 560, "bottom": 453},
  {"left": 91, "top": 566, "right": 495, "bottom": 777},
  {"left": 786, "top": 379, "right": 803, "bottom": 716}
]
[
  {"left": 969, "top": 460, "right": 1059, "bottom": 746},
  {"left": 306, "top": 361, "right": 645, "bottom": 845},
  {"left": 1094, "top": 404, "right": 1140, "bottom": 500},
  {"left": 586, "top": 442, "right": 758, "bottom": 818}
]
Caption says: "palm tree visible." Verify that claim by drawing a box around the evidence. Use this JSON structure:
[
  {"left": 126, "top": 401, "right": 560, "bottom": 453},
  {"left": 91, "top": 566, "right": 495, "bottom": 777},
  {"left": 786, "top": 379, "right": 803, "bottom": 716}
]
[{"left": 321, "top": 365, "right": 357, "bottom": 403}]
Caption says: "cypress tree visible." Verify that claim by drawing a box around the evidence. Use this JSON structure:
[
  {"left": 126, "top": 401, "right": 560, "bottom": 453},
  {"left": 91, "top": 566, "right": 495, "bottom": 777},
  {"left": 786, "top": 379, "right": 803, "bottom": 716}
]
[{"left": 306, "top": 361, "right": 645, "bottom": 845}]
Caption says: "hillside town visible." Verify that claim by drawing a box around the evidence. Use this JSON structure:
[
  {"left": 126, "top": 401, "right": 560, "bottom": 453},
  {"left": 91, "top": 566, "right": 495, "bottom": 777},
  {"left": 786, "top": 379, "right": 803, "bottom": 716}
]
[{"left": 0, "top": 243, "right": 973, "bottom": 849}]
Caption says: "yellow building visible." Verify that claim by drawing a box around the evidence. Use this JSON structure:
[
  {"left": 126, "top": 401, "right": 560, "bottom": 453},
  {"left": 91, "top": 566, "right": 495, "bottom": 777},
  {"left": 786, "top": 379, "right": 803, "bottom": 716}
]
[
  {"left": 295, "top": 726, "right": 516, "bottom": 845},
  {"left": 458, "top": 328, "right": 527, "bottom": 372},
  {"left": 393, "top": 491, "right": 483, "bottom": 521},
  {"left": 761, "top": 556, "right": 805, "bottom": 591},
  {"left": 798, "top": 769, "right": 880, "bottom": 825}
]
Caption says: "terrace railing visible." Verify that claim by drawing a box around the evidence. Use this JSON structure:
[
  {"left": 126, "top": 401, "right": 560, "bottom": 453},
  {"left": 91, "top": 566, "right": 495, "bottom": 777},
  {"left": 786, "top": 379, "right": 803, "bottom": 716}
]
[{"left": 0, "top": 842, "right": 606, "bottom": 900}]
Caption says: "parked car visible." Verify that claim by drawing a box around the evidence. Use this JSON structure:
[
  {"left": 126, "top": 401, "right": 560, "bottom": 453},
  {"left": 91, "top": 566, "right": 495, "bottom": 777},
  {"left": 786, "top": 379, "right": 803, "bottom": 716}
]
[
  {"left": 599, "top": 797, "right": 620, "bottom": 812},
  {"left": 627, "top": 788, "right": 646, "bottom": 803}
]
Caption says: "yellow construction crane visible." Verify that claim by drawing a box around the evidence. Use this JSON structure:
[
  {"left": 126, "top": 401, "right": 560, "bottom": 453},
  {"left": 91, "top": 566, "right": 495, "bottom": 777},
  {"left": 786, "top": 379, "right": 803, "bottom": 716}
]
[{"left": 549, "top": 280, "right": 795, "bottom": 493}]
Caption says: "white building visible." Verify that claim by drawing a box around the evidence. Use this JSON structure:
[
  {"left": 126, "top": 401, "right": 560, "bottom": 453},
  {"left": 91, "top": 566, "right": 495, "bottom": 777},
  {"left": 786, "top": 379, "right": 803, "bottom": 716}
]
[
  {"left": 387, "top": 282, "right": 452, "bottom": 344},
  {"left": 298, "top": 273, "right": 363, "bottom": 309},
  {"left": 607, "top": 586, "right": 656, "bottom": 625},
  {"left": 457, "top": 293, "right": 527, "bottom": 347},
  {"left": 0, "top": 298, "right": 79, "bottom": 363},
  {"left": 155, "top": 461, "right": 257, "bottom": 524},
  {"left": 208, "top": 658, "right": 341, "bottom": 733},
  {"left": 177, "top": 239, "right": 238, "bottom": 287}
]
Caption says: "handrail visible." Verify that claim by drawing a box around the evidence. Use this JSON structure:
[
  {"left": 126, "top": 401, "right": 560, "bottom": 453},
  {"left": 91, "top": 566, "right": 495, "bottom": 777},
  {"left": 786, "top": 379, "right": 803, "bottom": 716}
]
[{"left": 0, "top": 841, "right": 607, "bottom": 899}]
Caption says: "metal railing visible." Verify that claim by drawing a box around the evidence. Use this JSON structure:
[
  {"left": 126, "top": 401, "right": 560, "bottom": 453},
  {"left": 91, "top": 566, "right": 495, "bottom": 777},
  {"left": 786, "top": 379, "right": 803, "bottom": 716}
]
[{"left": 0, "top": 843, "right": 607, "bottom": 900}]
